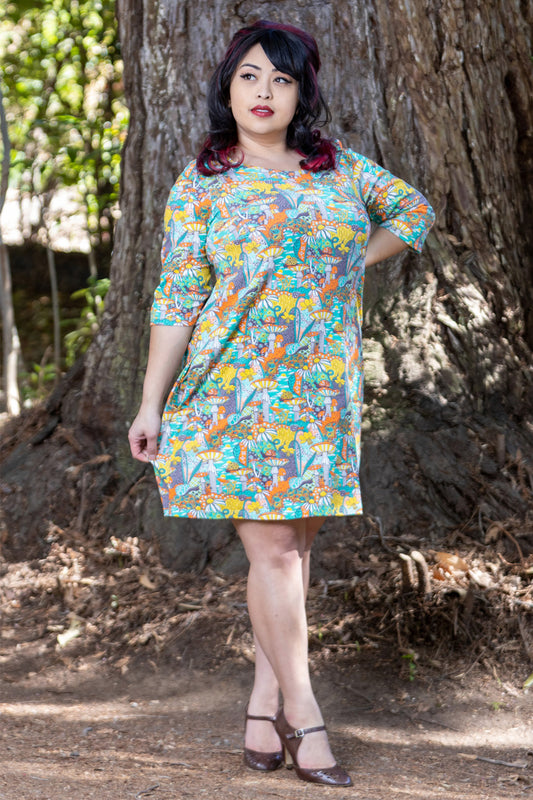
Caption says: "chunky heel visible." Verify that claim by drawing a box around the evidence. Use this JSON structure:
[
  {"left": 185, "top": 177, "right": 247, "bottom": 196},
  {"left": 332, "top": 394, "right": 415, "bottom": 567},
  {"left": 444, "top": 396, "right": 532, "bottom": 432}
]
[{"left": 274, "top": 708, "right": 352, "bottom": 787}]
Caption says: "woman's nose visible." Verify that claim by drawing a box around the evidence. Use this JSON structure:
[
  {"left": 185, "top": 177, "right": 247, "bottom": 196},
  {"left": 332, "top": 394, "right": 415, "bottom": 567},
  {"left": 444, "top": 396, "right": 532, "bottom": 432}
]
[{"left": 256, "top": 81, "right": 272, "bottom": 99}]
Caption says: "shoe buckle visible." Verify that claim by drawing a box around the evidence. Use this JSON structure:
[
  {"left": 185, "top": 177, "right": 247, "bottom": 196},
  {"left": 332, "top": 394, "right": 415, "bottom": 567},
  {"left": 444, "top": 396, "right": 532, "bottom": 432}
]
[{"left": 294, "top": 728, "right": 305, "bottom": 738}]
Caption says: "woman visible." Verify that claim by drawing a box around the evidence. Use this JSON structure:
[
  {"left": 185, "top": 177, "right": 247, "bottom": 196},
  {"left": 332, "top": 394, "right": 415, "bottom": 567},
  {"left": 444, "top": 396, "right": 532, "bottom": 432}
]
[{"left": 129, "top": 20, "right": 435, "bottom": 787}]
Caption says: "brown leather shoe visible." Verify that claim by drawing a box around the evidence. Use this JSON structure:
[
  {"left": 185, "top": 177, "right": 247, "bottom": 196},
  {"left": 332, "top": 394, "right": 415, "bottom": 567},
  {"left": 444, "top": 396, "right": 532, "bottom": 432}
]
[
  {"left": 243, "top": 711, "right": 283, "bottom": 771},
  {"left": 273, "top": 708, "right": 352, "bottom": 786}
]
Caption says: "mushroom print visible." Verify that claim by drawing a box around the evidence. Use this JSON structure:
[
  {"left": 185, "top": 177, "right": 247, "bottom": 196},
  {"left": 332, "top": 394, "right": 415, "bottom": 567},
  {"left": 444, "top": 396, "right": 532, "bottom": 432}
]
[
  {"left": 252, "top": 378, "right": 278, "bottom": 423},
  {"left": 205, "top": 389, "right": 228, "bottom": 426},
  {"left": 150, "top": 141, "right": 434, "bottom": 519},
  {"left": 311, "top": 442, "right": 336, "bottom": 486},
  {"left": 263, "top": 323, "right": 286, "bottom": 353},
  {"left": 317, "top": 382, "right": 338, "bottom": 418},
  {"left": 311, "top": 309, "right": 333, "bottom": 353},
  {"left": 265, "top": 457, "right": 288, "bottom": 488},
  {"left": 196, "top": 450, "right": 223, "bottom": 493}
]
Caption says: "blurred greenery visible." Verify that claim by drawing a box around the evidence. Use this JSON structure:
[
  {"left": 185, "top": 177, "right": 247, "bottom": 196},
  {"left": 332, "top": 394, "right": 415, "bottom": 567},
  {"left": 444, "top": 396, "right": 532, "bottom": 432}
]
[
  {"left": 64, "top": 275, "right": 110, "bottom": 367},
  {"left": 0, "top": 0, "right": 128, "bottom": 251},
  {"left": 16, "top": 276, "right": 110, "bottom": 401},
  {"left": 0, "top": 1, "right": 127, "bottom": 402}
]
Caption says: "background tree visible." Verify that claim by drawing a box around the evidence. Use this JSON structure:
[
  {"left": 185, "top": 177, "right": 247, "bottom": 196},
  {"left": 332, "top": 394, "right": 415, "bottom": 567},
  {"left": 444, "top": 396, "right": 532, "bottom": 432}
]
[
  {"left": 1, "top": 0, "right": 532, "bottom": 570},
  {"left": 0, "top": 0, "right": 128, "bottom": 257},
  {"left": 0, "top": 0, "right": 128, "bottom": 398},
  {"left": 0, "top": 83, "right": 21, "bottom": 415}
]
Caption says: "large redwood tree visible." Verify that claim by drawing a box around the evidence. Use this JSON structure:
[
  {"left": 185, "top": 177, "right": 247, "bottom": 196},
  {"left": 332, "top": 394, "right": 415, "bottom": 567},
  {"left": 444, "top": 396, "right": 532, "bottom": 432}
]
[{"left": 1, "top": 0, "right": 532, "bottom": 570}]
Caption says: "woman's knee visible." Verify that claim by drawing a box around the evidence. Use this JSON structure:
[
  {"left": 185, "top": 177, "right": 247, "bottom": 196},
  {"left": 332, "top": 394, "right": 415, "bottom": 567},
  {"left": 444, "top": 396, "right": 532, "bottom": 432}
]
[{"left": 234, "top": 519, "right": 306, "bottom": 568}]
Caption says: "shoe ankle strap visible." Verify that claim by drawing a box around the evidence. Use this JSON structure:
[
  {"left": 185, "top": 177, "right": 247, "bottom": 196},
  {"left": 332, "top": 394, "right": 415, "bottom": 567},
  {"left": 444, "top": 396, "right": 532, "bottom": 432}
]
[
  {"left": 287, "top": 723, "right": 326, "bottom": 739},
  {"left": 246, "top": 712, "right": 277, "bottom": 722}
]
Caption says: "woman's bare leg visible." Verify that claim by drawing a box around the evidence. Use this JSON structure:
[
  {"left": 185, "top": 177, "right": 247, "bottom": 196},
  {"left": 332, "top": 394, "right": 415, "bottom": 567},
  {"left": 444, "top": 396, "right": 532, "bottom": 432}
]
[
  {"left": 237, "top": 516, "right": 334, "bottom": 768},
  {"left": 302, "top": 515, "right": 325, "bottom": 595},
  {"left": 245, "top": 516, "right": 325, "bottom": 752},
  {"left": 245, "top": 633, "right": 281, "bottom": 752}
]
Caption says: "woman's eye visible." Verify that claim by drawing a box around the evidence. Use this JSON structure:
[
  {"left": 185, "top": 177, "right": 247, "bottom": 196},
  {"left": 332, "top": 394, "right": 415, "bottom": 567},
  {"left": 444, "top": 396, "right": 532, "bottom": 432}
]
[
  {"left": 275, "top": 76, "right": 292, "bottom": 84},
  {"left": 240, "top": 72, "right": 256, "bottom": 80}
]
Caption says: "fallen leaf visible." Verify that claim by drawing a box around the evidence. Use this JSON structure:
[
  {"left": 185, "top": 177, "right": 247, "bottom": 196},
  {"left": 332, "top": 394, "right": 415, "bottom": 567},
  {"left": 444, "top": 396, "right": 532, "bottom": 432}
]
[
  {"left": 523, "top": 671, "right": 533, "bottom": 690},
  {"left": 468, "top": 567, "right": 493, "bottom": 588},
  {"left": 485, "top": 522, "right": 504, "bottom": 543},
  {"left": 139, "top": 573, "right": 157, "bottom": 590},
  {"left": 57, "top": 617, "right": 82, "bottom": 648},
  {"left": 434, "top": 551, "right": 469, "bottom": 575}
]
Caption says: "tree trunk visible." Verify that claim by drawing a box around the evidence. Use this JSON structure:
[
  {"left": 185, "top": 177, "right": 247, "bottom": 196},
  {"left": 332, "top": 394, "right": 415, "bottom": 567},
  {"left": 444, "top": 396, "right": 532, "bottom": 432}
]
[
  {"left": 0, "top": 84, "right": 21, "bottom": 416},
  {"left": 1, "top": 0, "right": 532, "bottom": 569}
]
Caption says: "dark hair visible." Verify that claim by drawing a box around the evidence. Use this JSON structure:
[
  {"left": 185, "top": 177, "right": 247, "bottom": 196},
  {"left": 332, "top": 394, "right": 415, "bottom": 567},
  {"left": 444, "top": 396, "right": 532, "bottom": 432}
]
[{"left": 197, "top": 20, "right": 336, "bottom": 175}]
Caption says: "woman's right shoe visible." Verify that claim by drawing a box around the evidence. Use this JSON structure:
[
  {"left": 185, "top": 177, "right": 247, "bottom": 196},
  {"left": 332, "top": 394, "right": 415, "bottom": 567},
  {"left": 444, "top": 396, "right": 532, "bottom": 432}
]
[
  {"left": 243, "top": 710, "right": 284, "bottom": 771},
  {"left": 274, "top": 708, "right": 352, "bottom": 786}
]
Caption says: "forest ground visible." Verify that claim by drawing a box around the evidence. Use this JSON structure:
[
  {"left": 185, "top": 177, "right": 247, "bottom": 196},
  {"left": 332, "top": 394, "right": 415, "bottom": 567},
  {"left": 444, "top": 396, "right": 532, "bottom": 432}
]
[
  {"left": 1, "top": 644, "right": 532, "bottom": 800},
  {"left": 1, "top": 522, "right": 532, "bottom": 800}
]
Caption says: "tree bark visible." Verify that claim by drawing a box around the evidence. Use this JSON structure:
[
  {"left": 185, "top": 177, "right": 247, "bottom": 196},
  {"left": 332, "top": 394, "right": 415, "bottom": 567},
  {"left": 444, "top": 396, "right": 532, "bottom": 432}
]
[{"left": 2, "top": 0, "right": 532, "bottom": 568}]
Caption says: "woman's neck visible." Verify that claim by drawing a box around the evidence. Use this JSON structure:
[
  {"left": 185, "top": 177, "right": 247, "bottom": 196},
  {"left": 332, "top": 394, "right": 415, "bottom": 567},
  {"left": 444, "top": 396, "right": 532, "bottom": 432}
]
[{"left": 235, "top": 136, "right": 302, "bottom": 171}]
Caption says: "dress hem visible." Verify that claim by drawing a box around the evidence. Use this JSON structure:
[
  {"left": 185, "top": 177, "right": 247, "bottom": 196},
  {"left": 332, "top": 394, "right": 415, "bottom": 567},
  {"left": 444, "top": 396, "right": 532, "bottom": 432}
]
[{"left": 161, "top": 508, "right": 363, "bottom": 521}]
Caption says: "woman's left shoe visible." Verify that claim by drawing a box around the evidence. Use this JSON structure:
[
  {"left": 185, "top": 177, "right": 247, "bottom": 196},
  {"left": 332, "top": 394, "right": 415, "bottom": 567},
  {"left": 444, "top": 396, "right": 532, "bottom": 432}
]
[
  {"left": 243, "top": 711, "right": 284, "bottom": 771},
  {"left": 274, "top": 708, "right": 352, "bottom": 786}
]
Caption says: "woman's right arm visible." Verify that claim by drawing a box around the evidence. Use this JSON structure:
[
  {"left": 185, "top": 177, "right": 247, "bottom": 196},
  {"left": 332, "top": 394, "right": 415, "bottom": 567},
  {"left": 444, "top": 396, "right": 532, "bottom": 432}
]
[{"left": 128, "top": 324, "right": 194, "bottom": 462}]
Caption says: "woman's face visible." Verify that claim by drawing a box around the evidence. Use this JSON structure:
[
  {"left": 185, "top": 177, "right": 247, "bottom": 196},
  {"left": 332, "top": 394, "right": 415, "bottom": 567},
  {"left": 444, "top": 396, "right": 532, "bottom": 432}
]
[{"left": 229, "top": 43, "right": 299, "bottom": 144}]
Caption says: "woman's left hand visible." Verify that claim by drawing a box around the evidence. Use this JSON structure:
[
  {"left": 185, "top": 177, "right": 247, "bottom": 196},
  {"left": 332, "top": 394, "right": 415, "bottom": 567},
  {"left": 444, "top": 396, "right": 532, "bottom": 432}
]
[{"left": 365, "top": 227, "right": 408, "bottom": 267}]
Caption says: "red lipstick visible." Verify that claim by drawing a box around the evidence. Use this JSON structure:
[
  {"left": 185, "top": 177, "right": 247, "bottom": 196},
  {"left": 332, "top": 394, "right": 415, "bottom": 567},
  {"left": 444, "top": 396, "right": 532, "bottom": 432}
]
[{"left": 251, "top": 106, "right": 274, "bottom": 116}]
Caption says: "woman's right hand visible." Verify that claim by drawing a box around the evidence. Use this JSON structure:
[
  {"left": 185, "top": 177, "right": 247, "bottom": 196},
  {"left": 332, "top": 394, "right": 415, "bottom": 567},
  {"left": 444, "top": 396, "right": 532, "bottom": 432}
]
[
  {"left": 128, "top": 324, "right": 194, "bottom": 463},
  {"left": 128, "top": 405, "right": 162, "bottom": 462}
]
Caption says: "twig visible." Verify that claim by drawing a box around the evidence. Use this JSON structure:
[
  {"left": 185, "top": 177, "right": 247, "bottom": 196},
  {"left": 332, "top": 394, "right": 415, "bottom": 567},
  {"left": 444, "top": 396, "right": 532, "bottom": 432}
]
[
  {"left": 67, "top": 454, "right": 112, "bottom": 479},
  {"left": 331, "top": 679, "right": 374, "bottom": 703},
  {"left": 411, "top": 715, "right": 460, "bottom": 732},
  {"left": 449, "top": 646, "right": 489, "bottom": 679},
  {"left": 518, "top": 615, "right": 533, "bottom": 660},
  {"left": 135, "top": 785, "right": 160, "bottom": 799},
  {"left": 103, "top": 463, "right": 150, "bottom": 517},
  {"left": 513, "top": 599, "right": 533, "bottom": 610},
  {"left": 76, "top": 471, "right": 90, "bottom": 533},
  {"left": 370, "top": 515, "right": 397, "bottom": 555},
  {"left": 459, "top": 754, "right": 529, "bottom": 769},
  {"left": 500, "top": 526, "right": 526, "bottom": 566}
]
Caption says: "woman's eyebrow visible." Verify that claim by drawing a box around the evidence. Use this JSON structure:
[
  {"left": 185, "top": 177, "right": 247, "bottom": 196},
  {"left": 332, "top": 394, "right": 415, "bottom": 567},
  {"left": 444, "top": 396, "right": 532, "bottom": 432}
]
[{"left": 238, "top": 62, "right": 283, "bottom": 72}]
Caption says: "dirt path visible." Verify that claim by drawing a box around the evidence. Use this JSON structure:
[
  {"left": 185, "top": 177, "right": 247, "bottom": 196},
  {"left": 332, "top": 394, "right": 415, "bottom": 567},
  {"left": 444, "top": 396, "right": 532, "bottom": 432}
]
[
  {"left": 1, "top": 652, "right": 532, "bottom": 800},
  {"left": 0, "top": 505, "right": 531, "bottom": 799}
]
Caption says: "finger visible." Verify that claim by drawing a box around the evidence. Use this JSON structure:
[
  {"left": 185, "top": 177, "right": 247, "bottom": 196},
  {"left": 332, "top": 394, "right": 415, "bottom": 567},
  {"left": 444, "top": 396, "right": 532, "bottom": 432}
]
[
  {"left": 128, "top": 433, "right": 148, "bottom": 461},
  {"left": 134, "top": 450, "right": 151, "bottom": 463},
  {"left": 144, "top": 433, "right": 159, "bottom": 461}
]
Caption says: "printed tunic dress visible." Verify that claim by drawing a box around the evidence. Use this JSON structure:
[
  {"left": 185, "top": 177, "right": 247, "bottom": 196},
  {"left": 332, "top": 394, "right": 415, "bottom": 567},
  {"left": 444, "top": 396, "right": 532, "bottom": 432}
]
[{"left": 150, "top": 142, "right": 434, "bottom": 520}]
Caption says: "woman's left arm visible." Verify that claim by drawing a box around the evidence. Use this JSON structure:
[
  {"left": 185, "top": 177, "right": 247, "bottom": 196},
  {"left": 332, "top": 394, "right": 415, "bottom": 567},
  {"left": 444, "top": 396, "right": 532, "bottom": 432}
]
[
  {"left": 365, "top": 227, "right": 408, "bottom": 268},
  {"left": 353, "top": 152, "right": 435, "bottom": 258}
]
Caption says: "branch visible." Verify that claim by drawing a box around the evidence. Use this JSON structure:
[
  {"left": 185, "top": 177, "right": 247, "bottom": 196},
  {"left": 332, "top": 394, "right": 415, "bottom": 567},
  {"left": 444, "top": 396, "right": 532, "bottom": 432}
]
[{"left": 0, "top": 82, "right": 11, "bottom": 219}]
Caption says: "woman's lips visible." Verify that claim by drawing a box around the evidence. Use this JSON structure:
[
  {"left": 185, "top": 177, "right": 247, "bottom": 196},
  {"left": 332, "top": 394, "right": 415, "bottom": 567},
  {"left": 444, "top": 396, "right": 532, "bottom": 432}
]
[{"left": 251, "top": 106, "right": 274, "bottom": 117}]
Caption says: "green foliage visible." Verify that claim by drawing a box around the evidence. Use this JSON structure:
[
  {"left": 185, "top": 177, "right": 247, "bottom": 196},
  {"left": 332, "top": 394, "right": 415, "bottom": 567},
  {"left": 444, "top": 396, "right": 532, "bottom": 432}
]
[
  {"left": 21, "top": 359, "right": 59, "bottom": 401},
  {"left": 64, "top": 276, "right": 110, "bottom": 366},
  {"left": 401, "top": 650, "right": 418, "bottom": 681},
  {"left": 0, "top": 0, "right": 128, "bottom": 249},
  {"left": 14, "top": 276, "right": 110, "bottom": 403}
]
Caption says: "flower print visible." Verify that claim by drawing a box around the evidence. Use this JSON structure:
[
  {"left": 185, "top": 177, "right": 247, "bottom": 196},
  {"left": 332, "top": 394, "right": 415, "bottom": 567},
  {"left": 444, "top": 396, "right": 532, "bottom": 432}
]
[{"left": 151, "top": 148, "right": 434, "bottom": 519}]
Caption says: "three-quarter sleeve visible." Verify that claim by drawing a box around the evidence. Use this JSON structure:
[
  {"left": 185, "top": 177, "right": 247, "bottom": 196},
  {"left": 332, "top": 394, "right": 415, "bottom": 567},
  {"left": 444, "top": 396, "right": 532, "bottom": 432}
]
[
  {"left": 150, "top": 161, "right": 213, "bottom": 326},
  {"left": 347, "top": 150, "right": 435, "bottom": 252}
]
